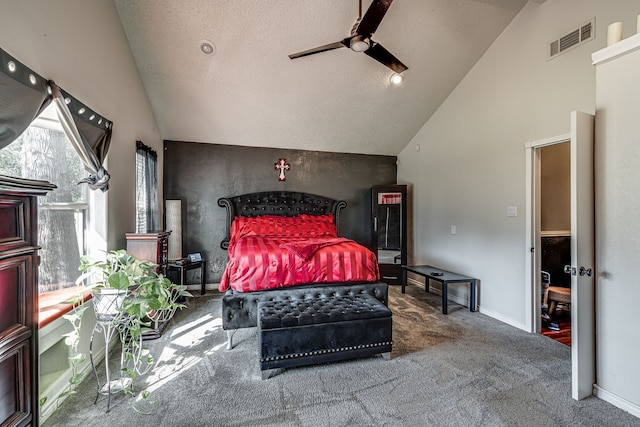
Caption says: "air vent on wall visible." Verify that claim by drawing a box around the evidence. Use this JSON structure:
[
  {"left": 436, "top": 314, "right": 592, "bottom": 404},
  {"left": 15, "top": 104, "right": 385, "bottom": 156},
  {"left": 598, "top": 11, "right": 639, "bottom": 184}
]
[{"left": 548, "top": 18, "right": 595, "bottom": 60}]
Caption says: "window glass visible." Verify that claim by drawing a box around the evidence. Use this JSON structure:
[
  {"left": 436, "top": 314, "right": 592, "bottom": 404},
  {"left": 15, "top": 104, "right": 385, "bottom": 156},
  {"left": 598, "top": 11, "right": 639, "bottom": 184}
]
[
  {"left": 135, "top": 143, "right": 158, "bottom": 232},
  {"left": 136, "top": 149, "right": 148, "bottom": 232},
  {"left": 0, "top": 104, "right": 88, "bottom": 293}
]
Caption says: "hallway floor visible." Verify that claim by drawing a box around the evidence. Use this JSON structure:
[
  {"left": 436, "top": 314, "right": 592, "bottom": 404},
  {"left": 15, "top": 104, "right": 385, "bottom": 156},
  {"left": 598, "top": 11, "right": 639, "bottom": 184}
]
[{"left": 542, "top": 307, "right": 571, "bottom": 346}]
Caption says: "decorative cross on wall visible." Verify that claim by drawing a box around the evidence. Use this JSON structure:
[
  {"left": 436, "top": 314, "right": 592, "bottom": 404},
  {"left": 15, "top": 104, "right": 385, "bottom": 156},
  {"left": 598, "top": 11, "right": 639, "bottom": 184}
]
[{"left": 275, "top": 158, "right": 290, "bottom": 181}]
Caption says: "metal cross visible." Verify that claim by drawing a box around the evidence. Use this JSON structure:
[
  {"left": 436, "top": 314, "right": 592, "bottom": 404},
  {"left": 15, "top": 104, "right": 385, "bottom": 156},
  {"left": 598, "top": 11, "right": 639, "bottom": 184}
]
[{"left": 274, "top": 158, "right": 290, "bottom": 181}]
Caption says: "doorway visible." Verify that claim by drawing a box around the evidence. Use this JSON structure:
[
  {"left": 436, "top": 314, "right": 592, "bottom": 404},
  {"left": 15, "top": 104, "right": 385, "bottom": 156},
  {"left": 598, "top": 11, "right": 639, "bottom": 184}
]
[
  {"left": 539, "top": 143, "right": 571, "bottom": 345},
  {"left": 524, "top": 111, "right": 596, "bottom": 400}
]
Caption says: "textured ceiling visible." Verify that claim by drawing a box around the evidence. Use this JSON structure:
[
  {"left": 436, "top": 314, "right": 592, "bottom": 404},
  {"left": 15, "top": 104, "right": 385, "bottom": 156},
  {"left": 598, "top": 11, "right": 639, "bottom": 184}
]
[{"left": 114, "top": 0, "right": 527, "bottom": 156}]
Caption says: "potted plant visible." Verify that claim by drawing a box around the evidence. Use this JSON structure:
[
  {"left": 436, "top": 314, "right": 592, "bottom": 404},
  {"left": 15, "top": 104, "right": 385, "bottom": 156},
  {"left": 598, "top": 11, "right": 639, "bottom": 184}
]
[
  {"left": 71, "top": 249, "right": 192, "bottom": 409},
  {"left": 80, "top": 249, "right": 188, "bottom": 325}
]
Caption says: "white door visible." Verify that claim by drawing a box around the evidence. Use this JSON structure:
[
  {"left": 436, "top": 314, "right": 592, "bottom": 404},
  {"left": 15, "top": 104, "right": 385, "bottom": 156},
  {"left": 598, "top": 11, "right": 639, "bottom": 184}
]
[
  {"left": 525, "top": 110, "right": 595, "bottom": 400},
  {"left": 569, "top": 110, "right": 595, "bottom": 400}
]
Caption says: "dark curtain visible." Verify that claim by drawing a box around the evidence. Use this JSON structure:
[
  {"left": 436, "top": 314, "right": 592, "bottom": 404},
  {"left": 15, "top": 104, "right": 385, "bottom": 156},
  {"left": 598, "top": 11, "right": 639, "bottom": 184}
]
[
  {"left": 0, "top": 46, "right": 113, "bottom": 192},
  {"left": 0, "top": 47, "right": 52, "bottom": 150},
  {"left": 136, "top": 141, "right": 158, "bottom": 232},
  {"left": 50, "top": 81, "right": 112, "bottom": 192}
]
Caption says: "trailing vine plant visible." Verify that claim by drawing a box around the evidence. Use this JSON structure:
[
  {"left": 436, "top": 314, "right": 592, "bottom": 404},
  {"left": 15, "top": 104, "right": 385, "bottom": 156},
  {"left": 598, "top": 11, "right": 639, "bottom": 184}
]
[
  {"left": 56, "top": 250, "right": 191, "bottom": 412},
  {"left": 39, "top": 283, "right": 89, "bottom": 410},
  {"left": 59, "top": 292, "right": 89, "bottom": 402}
]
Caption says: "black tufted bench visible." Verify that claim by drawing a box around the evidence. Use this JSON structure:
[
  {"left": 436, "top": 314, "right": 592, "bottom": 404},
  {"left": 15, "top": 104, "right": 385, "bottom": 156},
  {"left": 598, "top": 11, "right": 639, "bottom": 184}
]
[
  {"left": 258, "top": 293, "right": 392, "bottom": 379},
  {"left": 222, "top": 282, "right": 389, "bottom": 349}
]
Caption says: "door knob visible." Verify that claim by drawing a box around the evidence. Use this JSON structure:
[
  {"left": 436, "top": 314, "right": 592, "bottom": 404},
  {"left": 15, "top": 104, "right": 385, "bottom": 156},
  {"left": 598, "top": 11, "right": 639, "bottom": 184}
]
[
  {"left": 564, "top": 265, "right": 576, "bottom": 276},
  {"left": 579, "top": 266, "right": 593, "bottom": 277}
]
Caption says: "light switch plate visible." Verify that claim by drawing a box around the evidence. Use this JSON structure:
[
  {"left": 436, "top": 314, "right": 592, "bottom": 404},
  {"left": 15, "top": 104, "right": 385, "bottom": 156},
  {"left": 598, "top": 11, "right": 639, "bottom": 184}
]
[{"left": 507, "top": 206, "right": 518, "bottom": 217}]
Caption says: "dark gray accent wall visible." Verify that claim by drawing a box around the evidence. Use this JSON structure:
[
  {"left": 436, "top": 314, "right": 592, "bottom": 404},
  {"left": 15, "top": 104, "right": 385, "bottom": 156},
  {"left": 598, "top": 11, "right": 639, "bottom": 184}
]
[{"left": 163, "top": 141, "right": 397, "bottom": 283}]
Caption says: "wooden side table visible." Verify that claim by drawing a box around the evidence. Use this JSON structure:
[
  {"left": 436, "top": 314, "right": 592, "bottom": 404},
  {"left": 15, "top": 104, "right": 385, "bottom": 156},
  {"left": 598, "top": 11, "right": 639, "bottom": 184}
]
[{"left": 168, "top": 260, "right": 207, "bottom": 295}]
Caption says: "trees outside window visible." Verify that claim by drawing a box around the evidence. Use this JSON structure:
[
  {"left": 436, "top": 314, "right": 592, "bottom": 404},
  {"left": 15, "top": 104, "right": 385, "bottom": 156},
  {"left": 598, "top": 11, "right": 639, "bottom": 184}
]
[{"left": 0, "top": 105, "right": 88, "bottom": 293}]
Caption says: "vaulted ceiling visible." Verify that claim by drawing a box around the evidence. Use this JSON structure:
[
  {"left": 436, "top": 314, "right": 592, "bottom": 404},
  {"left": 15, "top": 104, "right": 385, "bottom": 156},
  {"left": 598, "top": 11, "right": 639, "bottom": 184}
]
[{"left": 114, "top": 0, "right": 529, "bottom": 156}]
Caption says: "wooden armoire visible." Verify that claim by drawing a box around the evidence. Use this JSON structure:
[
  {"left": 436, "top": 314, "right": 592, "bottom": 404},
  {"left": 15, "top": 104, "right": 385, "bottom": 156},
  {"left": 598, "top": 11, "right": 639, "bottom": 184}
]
[
  {"left": 371, "top": 184, "right": 407, "bottom": 285},
  {"left": 0, "top": 175, "right": 55, "bottom": 427}
]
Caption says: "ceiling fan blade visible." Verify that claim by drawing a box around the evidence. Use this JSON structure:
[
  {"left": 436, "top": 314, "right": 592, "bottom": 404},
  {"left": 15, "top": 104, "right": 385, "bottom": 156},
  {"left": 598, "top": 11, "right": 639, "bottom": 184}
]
[
  {"left": 356, "top": 0, "right": 394, "bottom": 36},
  {"left": 364, "top": 42, "right": 408, "bottom": 73},
  {"left": 288, "top": 41, "right": 347, "bottom": 59}
]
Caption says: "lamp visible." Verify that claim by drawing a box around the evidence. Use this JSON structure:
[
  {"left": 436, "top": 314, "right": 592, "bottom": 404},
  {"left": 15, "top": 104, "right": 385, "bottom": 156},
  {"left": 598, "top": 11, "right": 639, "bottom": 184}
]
[
  {"left": 350, "top": 35, "right": 370, "bottom": 52},
  {"left": 165, "top": 200, "right": 183, "bottom": 260}
]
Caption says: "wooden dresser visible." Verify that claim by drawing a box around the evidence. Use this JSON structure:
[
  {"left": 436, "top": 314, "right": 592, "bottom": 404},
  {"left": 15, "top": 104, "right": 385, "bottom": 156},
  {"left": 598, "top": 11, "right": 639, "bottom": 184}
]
[
  {"left": 125, "top": 231, "right": 171, "bottom": 275},
  {"left": 0, "top": 175, "right": 55, "bottom": 427},
  {"left": 125, "top": 231, "right": 172, "bottom": 339}
]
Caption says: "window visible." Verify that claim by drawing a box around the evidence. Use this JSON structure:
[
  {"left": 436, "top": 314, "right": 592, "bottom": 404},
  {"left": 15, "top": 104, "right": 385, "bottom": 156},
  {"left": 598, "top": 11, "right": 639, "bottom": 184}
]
[
  {"left": 135, "top": 141, "right": 158, "bottom": 232},
  {"left": 0, "top": 104, "right": 88, "bottom": 294}
]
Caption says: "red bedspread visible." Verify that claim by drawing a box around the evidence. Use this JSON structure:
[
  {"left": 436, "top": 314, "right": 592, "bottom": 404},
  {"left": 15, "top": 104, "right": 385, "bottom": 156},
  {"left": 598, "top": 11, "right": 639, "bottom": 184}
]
[{"left": 218, "top": 214, "right": 379, "bottom": 292}]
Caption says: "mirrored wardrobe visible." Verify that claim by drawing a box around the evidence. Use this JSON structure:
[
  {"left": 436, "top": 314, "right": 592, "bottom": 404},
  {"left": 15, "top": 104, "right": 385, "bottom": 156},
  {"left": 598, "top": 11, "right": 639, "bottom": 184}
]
[{"left": 371, "top": 184, "right": 407, "bottom": 285}]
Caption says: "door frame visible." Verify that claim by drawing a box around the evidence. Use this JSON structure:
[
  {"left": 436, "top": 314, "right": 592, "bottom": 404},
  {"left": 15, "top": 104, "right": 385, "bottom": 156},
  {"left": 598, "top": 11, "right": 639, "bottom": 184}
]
[
  {"left": 524, "top": 111, "right": 596, "bottom": 400},
  {"left": 524, "top": 132, "right": 571, "bottom": 333}
]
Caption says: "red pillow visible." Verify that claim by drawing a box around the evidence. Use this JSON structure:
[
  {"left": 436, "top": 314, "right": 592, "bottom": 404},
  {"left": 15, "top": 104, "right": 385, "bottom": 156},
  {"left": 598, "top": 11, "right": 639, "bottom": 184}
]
[{"left": 228, "top": 214, "right": 338, "bottom": 248}]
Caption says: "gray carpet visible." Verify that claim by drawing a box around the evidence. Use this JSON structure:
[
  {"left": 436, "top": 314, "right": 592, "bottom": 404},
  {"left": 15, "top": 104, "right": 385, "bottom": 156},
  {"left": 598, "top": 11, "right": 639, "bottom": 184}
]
[{"left": 43, "top": 284, "right": 639, "bottom": 427}]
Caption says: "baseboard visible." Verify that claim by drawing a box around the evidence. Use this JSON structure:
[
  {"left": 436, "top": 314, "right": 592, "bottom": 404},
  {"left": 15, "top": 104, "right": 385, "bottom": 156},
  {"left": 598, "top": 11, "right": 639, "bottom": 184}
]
[
  {"left": 186, "top": 283, "right": 218, "bottom": 294},
  {"left": 39, "top": 315, "right": 115, "bottom": 423},
  {"left": 594, "top": 385, "right": 640, "bottom": 419},
  {"left": 39, "top": 359, "right": 98, "bottom": 422},
  {"left": 39, "top": 339, "right": 112, "bottom": 423},
  {"left": 478, "top": 306, "right": 529, "bottom": 332},
  {"left": 405, "top": 277, "right": 529, "bottom": 332}
]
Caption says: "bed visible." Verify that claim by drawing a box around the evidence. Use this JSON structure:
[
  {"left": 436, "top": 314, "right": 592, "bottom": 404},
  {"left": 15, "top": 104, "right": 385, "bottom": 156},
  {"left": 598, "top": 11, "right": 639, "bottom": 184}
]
[{"left": 217, "top": 191, "right": 387, "bottom": 348}]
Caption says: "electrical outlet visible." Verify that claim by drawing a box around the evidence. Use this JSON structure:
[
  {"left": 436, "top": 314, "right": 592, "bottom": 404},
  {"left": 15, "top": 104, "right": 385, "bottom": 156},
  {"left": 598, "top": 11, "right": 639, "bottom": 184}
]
[{"left": 451, "top": 225, "right": 456, "bottom": 235}]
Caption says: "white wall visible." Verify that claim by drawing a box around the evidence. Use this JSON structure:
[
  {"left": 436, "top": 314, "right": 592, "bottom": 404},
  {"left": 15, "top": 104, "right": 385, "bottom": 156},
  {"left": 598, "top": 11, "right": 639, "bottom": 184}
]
[
  {"left": 399, "top": 0, "right": 639, "bottom": 324},
  {"left": 0, "top": 0, "right": 163, "bottom": 250},
  {"left": 593, "top": 38, "right": 640, "bottom": 414},
  {"left": 38, "top": 306, "right": 106, "bottom": 421},
  {"left": 541, "top": 143, "right": 570, "bottom": 232},
  {"left": 398, "top": 0, "right": 640, "bottom": 413}
]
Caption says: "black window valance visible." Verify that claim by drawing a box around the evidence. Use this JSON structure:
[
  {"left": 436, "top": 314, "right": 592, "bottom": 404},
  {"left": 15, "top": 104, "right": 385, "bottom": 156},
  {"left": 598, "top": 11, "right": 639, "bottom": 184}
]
[
  {"left": 0, "top": 46, "right": 113, "bottom": 191},
  {"left": 0, "top": 47, "right": 51, "bottom": 150},
  {"left": 50, "top": 81, "right": 112, "bottom": 191}
]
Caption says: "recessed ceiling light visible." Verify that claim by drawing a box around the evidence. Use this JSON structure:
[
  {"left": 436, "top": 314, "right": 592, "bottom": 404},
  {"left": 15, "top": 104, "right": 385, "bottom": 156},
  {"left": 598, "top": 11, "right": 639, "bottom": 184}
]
[{"left": 200, "top": 40, "right": 216, "bottom": 56}]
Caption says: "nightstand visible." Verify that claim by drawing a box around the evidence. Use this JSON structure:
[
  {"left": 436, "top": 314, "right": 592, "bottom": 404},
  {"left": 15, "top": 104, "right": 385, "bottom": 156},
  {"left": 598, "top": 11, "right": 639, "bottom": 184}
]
[{"left": 168, "top": 260, "right": 207, "bottom": 295}]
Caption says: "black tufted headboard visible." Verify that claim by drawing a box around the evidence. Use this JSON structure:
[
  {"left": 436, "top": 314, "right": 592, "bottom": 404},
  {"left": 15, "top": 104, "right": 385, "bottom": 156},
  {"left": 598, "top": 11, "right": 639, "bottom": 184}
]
[{"left": 217, "top": 191, "right": 347, "bottom": 250}]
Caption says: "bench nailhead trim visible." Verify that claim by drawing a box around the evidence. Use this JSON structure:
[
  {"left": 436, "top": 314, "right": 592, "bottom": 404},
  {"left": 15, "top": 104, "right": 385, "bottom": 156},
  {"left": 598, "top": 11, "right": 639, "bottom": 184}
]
[{"left": 260, "top": 341, "right": 393, "bottom": 362}]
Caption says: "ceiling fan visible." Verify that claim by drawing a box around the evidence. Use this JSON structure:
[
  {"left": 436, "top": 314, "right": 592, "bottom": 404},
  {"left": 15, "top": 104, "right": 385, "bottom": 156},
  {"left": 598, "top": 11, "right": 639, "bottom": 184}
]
[{"left": 288, "top": 0, "right": 408, "bottom": 74}]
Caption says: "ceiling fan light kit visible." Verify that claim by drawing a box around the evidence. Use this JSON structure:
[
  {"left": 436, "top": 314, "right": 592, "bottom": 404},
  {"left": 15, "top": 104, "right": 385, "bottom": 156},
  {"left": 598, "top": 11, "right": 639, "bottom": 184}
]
[
  {"left": 289, "top": 0, "right": 408, "bottom": 75},
  {"left": 350, "top": 35, "right": 370, "bottom": 52},
  {"left": 390, "top": 73, "right": 403, "bottom": 85}
]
